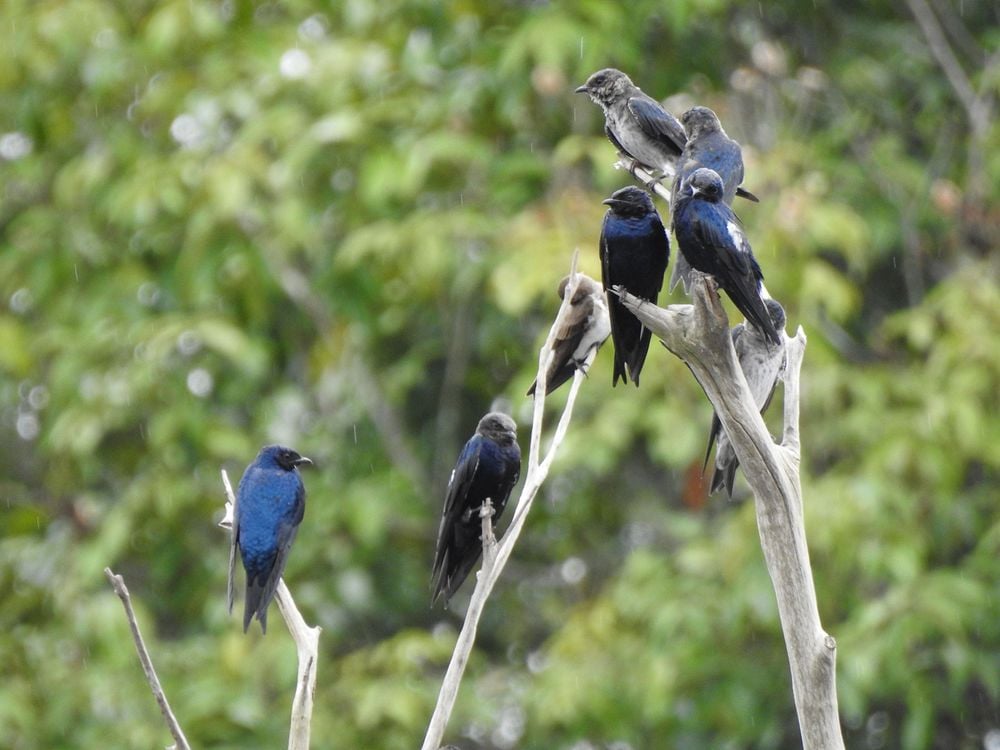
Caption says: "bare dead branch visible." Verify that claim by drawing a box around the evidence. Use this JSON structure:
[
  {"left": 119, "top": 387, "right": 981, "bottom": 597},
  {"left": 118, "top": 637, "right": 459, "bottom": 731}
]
[
  {"left": 619, "top": 278, "right": 844, "bottom": 750},
  {"left": 422, "top": 253, "right": 589, "bottom": 750},
  {"left": 103, "top": 568, "right": 192, "bottom": 750},
  {"left": 220, "top": 469, "right": 321, "bottom": 750}
]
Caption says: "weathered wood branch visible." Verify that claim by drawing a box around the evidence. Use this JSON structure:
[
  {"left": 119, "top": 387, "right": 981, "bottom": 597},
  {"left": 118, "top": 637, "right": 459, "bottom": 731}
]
[
  {"left": 104, "top": 567, "right": 192, "bottom": 750},
  {"left": 220, "top": 469, "right": 321, "bottom": 750},
  {"left": 617, "top": 277, "right": 844, "bottom": 750},
  {"left": 422, "top": 254, "right": 589, "bottom": 750}
]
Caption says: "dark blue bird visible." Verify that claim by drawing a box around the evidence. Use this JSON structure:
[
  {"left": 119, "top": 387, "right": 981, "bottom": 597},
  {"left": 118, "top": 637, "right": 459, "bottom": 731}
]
[
  {"left": 432, "top": 412, "right": 521, "bottom": 607},
  {"left": 672, "top": 168, "right": 781, "bottom": 345},
  {"left": 600, "top": 186, "right": 670, "bottom": 387},
  {"left": 704, "top": 298, "right": 787, "bottom": 497},
  {"left": 670, "top": 106, "right": 758, "bottom": 291},
  {"left": 228, "top": 444, "right": 312, "bottom": 633}
]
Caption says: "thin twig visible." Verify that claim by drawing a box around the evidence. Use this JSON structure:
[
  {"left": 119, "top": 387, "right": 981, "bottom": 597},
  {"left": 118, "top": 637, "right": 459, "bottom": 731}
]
[
  {"left": 104, "top": 568, "right": 192, "bottom": 750},
  {"left": 220, "top": 469, "right": 321, "bottom": 750},
  {"left": 421, "top": 253, "right": 588, "bottom": 750}
]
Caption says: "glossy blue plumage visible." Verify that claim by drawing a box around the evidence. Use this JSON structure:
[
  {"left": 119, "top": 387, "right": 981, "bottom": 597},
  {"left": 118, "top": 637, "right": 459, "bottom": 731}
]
[
  {"left": 229, "top": 444, "right": 311, "bottom": 633},
  {"left": 600, "top": 186, "right": 670, "bottom": 387},
  {"left": 432, "top": 413, "right": 520, "bottom": 607},
  {"left": 673, "top": 168, "right": 780, "bottom": 345}
]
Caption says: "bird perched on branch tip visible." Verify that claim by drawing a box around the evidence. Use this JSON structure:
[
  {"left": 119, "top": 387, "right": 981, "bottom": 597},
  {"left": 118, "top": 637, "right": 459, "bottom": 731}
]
[
  {"left": 229, "top": 444, "right": 313, "bottom": 634},
  {"left": 528, "top": 273, "right": 611, "bottom": 396}
]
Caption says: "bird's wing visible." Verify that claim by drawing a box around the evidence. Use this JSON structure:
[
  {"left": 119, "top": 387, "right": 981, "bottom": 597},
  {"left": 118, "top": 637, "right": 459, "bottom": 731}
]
[
  {"left": 492, "top": 448, "right": 522, "bottom": 519},
  {"left": 627, "top": 97, "right": 686, "bottom": 156},
  {"left": 600, "top": 224, "right": 630, "bottom": 386},
  {"left": 432, "top": 438, "right": 482, "bottom": 591},
  {"left": 604, "top": 124, "right": 633, "bottom": 160},
  {"left": 692, "top": 210, "right": 753, "bottom": 277},
  {"left": 529, "top": 288, "right": 594, "bottom": 395}
]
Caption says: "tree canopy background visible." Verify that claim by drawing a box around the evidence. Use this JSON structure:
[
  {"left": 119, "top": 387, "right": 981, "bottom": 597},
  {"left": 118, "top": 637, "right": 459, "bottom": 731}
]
[{"left": 1, "top": 1, "right": 997, "bottom": 748}]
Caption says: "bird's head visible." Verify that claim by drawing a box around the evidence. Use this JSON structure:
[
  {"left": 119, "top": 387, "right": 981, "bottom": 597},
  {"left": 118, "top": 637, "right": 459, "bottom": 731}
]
[
  {"left": 684, "top": 168, "right": 725, "bottom": 202},
  {"left": 681, "top": 106, "right": 723, "bottom": 139},
  {"left": 476, "top": 412, "right": 518, "bottom": 446},
  {"left": 602, "top": 185, "right": 656, "bottom": 217},
  {"left": 257, "top": 444, "right": 314, "bottom": 472},
  {"left": 575, "top": 68, "right": 633, "bottom": 107},
  {"left": 557, "top": 273, "right": 601, "bottom": 304},
  {"left": 763, "top": 298, "right": 787, "bottom": 331}
]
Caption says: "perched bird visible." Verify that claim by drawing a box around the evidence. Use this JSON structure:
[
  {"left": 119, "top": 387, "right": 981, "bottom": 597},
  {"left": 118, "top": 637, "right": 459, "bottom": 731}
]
[
  {"left": 575, "top": 67, "right": 686, "bottom": 177},
  {"left": 704, "top": 299, "right": 787, "bottom": 497},
  {"left": 670, "top": 105, "right": 757, "bottom": 291},
  {"left": 527, "top": 273, "right": 611, "bottom": 396},
  {"left": 575, "top": 69, "right": 758, "bottom": 203},
  {"left": 432, "top": 412, "right": 521, "bottom": 607},
  {"left": 228, "top": 445, "right": 312, "bottom": 634},
  {"left": 599, "top": 186, "right": 670, "bottom": 387},
  {"left": 672, "top": 168, "right": 780, "bottom": 345}
]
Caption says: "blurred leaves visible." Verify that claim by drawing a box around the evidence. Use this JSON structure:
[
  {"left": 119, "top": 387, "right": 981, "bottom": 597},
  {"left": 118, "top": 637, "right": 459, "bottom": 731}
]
[{"left": 1, "top": 0, "right": 998, "bottom": 749}]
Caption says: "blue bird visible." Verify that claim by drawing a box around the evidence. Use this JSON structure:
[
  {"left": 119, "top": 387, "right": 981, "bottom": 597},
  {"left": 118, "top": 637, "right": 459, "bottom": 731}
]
[
  {"left": 672, "top": 168, "right": 781, "bottom": 346},
  {"left": 670, "top": 106, "right": 758, "bottom": 291},
  {"left": 600, "top": 186, "right": 670, "bottom": 387},
  {"left": 704, "top": 299, "right": 787, "bottom": 497},
  {"left": 228, "top": 445, "right": 313, "bottom": 633},
  {"left": 432, "top": 412, "right": 521, "bottom": 607}
]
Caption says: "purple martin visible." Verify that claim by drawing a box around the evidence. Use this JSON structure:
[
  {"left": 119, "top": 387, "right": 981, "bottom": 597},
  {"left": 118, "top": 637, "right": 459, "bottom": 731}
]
[
  {"left": 228, "top": 444, "right": 313, "bottom": 634},
  {"left": 704, "top": 299, "right": 787, "bottom": 496},
  {"left": 432, "top": 412, "right": 521, "bottom": 607},
  {"left": 670, "top": 106, "right": 758, "bottom": 291},
  {"left": 528, "top": 273, "right": 611, "bottom": 396},
  {"left": 672, "top": 168, "right": 780, "bottom": 345},
  {"left": 576, "top": 70, "right": 758, "bottom": 204},
  {"left": 600, "top": 186, "right": 670, "bottom": 387}
]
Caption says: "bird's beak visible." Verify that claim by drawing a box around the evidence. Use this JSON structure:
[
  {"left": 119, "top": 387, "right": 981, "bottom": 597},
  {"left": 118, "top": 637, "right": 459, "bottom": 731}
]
[
  {"left": 294, "top": 456, "right": 314, "bottom": 467},
  {"left": 574, "top": 84, "right": 588, "bottom": 94},
  {"left": 602, "top": 198, "right": 621, "bottom": 208}
]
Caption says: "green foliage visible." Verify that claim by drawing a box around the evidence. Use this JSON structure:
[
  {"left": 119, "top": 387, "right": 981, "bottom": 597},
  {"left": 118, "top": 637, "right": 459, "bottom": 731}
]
[{"left": 1, "top": 1, "right": 997, "bottom": 748}]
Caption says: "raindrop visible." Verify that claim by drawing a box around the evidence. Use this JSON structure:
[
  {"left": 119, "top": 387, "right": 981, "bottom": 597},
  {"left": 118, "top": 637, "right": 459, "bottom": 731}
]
[
  {"left": 136, "top": 282, "right": 161, "bottom": 307},
  {"left": 279, "top": 48, "right": 312, "bottom": 79},
  {"left": 186, "top": 368, "right": 214, "bottom": 398},
  {"left": 526, "top": 650, "right": 547, "bottom": 673},
  {"left": 28, "top": 386, "right": 49, "bottom": 410},
  {"left": 16, "top": 412, "right": 39, "bottom": 441},
  {"left": 298, "top": 14, "right": 327, "bottom": 41},
  {"left": 560, "top": 556, "right": 587, "bottom": 584},
  {"left": 170, "top": 114, "right": 203, "bottom": 147},
  {"left": 177, "top": 330, "right": 202, "bottom": 356},
  {"left": 10, "top": 288, "right": 34, "bottom": 314},
  {"left": 0, "top": 132, "right": 33, "bottom": 161}
]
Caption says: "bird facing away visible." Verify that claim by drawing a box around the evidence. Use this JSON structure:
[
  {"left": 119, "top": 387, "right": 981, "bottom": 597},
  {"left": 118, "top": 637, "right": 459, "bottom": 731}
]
[
  {"left": 228, "top": 444, "right": 312, "bottom": 634},
  {"left": 575, "top": 69, "right": 758, "bottom": 204},
  {"left": 528, "top": 273, "right": 611, "bottom": 396},
  {"left": 600, "top": 186, "right": 670, "bottom": 387},
  {"left": 432, "top": 412, "right": 521, "bottom": 607},
  {"left": 704, "top": 299, "right": 787, "bottom": 497},
  {"left": 672, "top": 168, "right": 781, "bottom": 345},
  {"left": 575, "top": 67, "right": 687, "bottom": 176},
  {"left": 670, "top": 105, "right": 758, "bottom": 291}
]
